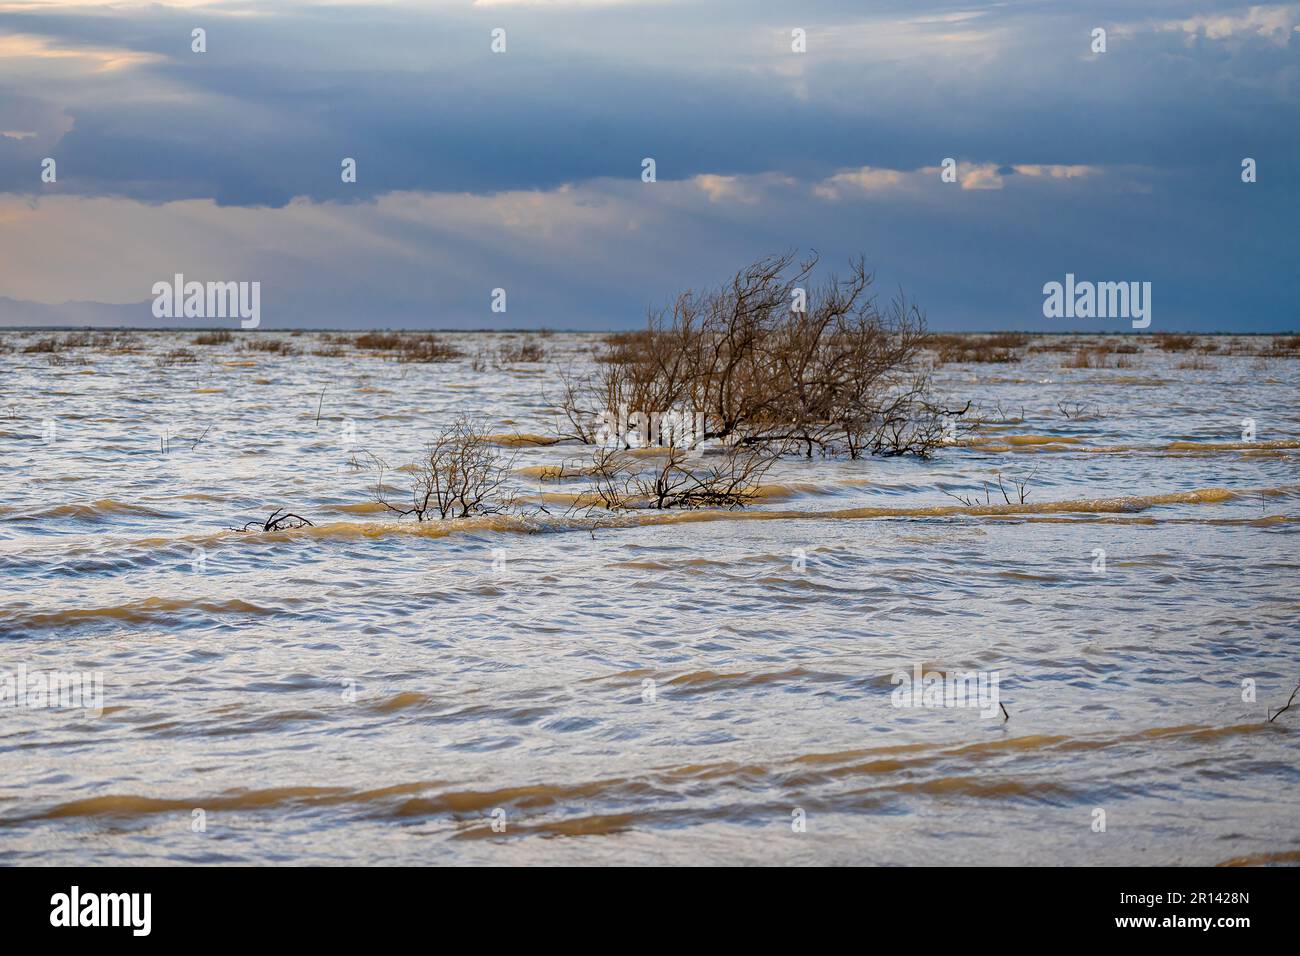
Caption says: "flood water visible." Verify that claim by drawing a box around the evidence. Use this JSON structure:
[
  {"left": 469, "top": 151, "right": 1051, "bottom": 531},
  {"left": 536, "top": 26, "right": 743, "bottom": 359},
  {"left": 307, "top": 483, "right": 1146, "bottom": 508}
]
[{"left": 1, "top": 330, "right": 1297, "bottom": 865}]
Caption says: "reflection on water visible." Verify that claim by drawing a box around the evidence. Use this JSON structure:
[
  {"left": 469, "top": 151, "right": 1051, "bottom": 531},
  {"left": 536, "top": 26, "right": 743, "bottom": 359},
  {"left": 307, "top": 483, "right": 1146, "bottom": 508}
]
[{"left": 1, "top": 331, "right": 1297, "bottom": 865}]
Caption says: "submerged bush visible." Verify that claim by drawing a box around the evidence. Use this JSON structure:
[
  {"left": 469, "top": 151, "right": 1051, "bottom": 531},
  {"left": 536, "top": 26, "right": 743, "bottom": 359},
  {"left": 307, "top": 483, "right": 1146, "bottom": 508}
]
[
  {"left": 930, "top": 332, "right": 1026, "bottom": 364},
  {"left": 240, "top": 336, "right": 297, "bottom": 355},
  {"left": 1154, "top": 333, "right": 1197, "bottom": 352},
  {"left": 554, "top": 251, "right": 949, "bottom": 458},
  {"left": 192, "top": 330, "right": 233, "bottom": 345},
  {"left": 575, "top": 444, "right": 778, "bottom": 511},
  {"left": 368, "top": 418, "right": 519, "bottom": 520},
  {"left": 352, "top": 331, "right": 461, "bottom": 362}
]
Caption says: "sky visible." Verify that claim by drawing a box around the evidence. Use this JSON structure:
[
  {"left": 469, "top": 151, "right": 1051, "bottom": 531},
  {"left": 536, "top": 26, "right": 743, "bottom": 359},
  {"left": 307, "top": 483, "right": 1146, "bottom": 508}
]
[{"left": 0, "top": 0, "right": 1296, "bottom": 331}]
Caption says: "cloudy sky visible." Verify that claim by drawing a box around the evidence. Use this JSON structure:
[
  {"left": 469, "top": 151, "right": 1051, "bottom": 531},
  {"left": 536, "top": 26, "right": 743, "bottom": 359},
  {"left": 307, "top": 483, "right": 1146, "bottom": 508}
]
[{"left": 0, "top": 0, "right": 1296, "bottom": 330}]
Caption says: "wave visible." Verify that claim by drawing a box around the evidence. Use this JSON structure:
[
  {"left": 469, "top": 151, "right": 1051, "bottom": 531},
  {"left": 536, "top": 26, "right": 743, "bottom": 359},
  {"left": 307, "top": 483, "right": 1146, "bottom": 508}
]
[
  {"left": 54, "top": 484, "right": 1289, "bottom": 561},
  {"left": 964, "top": 436, "right": 1300, "bottom": 455},
  {"left": 17, "top": 499, "right": 167, "bottom": 520},
  {"left": 9, "top": 720, "right": 1275, "bottom": 830},
  {"left": 5, "top": 596, "right": 276, "bottom": 632}
]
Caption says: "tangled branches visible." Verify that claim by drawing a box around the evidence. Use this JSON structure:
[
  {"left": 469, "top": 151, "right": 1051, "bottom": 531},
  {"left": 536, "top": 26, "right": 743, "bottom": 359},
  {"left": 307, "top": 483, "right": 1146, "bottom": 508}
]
[
  {"left": 235, "top": 508, "right": 314, "bottom": 532},
  {"left": 367, "top": 418, "right": 521, "bottom": 520},
  {"left": 551, "top": 251, "right": 948, "bottom": 459}
]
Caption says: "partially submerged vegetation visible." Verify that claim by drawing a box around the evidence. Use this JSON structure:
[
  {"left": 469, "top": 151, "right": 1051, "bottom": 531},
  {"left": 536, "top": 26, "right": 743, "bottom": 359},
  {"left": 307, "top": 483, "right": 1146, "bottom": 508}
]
[
  {"left": 240, "top": 336, "right": 297, "bottom": 355},
  {"left": 234, "top": 508, "right": 314, "bottom": 532},
  {"left": 367, "top": 418, "right": 523, "bottom": 520},
  {"left": 352, "top": 331, "right": 462, "bottom": 362},
  {"left": 353, "top": 246, "right": 964, "bottom": 522},
  {"left": 192, "top": 330, "right": 233, "bottom": 346},
  {"left": 155, "top": 347, "right": 198, "bottom": 367},
  {"left": 553, "top": 251, "right": 952, "bottom": 462},
  {"left": 472, "top": 338, "right": 548, "bottom": 370},
  {"left": 930, "top": 332, "right": 1028, "bottom": 364}
]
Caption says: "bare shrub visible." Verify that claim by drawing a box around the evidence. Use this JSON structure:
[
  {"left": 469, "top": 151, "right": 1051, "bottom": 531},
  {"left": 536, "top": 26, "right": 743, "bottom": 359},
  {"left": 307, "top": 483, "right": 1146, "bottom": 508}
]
[
  {"left": 1263, "top": 334, "right": 1300, "bottom": 357},
  {"left": 241, "top": 337, "right": 297, "bottom": 355},
  {"left": 471, "top": 338, "right": 547, "bottom": 370},
  {"left": 396, "top": 333, "right": 461, "bottom": 363},
  {"left": 496, "top": 339, "right": 547, "bottom": 363},
  {"left": 930, "top": 332, "right": 1024, "bottom": 364},
  {"left": 368, "top": 418, "right": 519, "bottom": 520},
  {"left": 234, "top": 508, "right": 314, "bottom": 532},
  {"left": 941, "top": 465, "right": 1038, "bottom": 507},
  {"left": 22, "top": 336, "right": 63, "bottom": 353},
  {"left": 574, "top": 444, "right": 779, "bottom": 512},
  {"left": 1027, "top": 337, "right": 1077, "bottom": 354},
  {"left": 193, "top": 330, "right": 233, "bottom": 345},
  {"left": 553, "top": 251, "right": 947, "bottom": 459},
  {"left": 1063, "top": 345, "right": 1113, "bottom": 369},
  {"left": 1154, "top": 333, "right": 1197, "bottom": 352},
  {"left": 354, "top": 331, "right": 404, "bottom": 350},
  {"left": 155, "top": 348, "right": 198, "bottom": 367},
  {"left": 351, "top": 331, "right": 460, "bottom": 362}
]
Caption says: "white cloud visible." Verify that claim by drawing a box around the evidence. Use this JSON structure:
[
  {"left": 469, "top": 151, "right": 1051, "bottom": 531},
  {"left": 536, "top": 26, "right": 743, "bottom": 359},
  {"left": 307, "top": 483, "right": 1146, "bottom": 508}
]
[
  {"left": 812, "top": 162, "right": 1102, "bottom": 198},
  {"left": 1151, "top": 3, "right": 1299, "bottom": 43}
]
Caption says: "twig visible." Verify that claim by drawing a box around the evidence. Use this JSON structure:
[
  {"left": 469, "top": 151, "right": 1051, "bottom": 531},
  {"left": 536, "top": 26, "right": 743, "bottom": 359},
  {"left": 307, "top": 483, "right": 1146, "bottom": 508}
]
[
  {"left": 940, "top": 483, "right": 990, "bottom": 508},
  {"left": 314, "top": 387, "right": 326, "bottom": 426},
  {"left": 191, "top": 424, "right": 212, "bottom": 450},
  {"left": 234, "top": 508, "right": 315, "bottom": 533},
  {"left": 1000, "top": 702, "right": 1010, "bottom": 721},
  {"left": 1267, "top": 679, "right": 1300, "bottom": 723}
]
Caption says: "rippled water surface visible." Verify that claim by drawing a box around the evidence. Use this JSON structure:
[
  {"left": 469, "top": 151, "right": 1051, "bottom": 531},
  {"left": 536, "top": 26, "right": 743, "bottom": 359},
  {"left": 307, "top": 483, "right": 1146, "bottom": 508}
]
[{"left": 2, "top": 331, "right": 1297, "bottom": 865}]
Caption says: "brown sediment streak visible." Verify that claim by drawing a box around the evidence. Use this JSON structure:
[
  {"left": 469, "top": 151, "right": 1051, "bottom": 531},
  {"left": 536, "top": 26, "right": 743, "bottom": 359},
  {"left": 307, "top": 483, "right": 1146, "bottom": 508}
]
[
  {"left": 454, "top": 812, "right": 641, "bottom": 839},
  {"left": 637, "top": 487, "right": 1244, "bottom": 527},
  {"left": 107, "top": 483, "right": 1291, "bottom": 555},
  {"left": 386, "top": 779, "right": 649, "bottom": 818},
  {"left": 749, "top": 480, "right": 836, "bottom": 500},
  {"left": 11, "top": 721, "right": 1275, "bottom": 828},
  {"left": 964, "top": 437, "right": 1300, "bottom": 455},
  {"left": 784, "top": 723, "right": 1275, "bottom": 784},
  {"left": 1218, "top": 850, "right": 1300, "bottom": 867},
  {"left": 1002, "top": 514, "right": 1297, "bottom": 527},
  {"left": 26, "top": 498, "right": 166, "bottom": 519},
  {"left": 6, "top": 596, "right": 276, "bottom": 630},
  {"left": 17, "top": 782, "right": 443, "bottom": 823},
  {"left": 484, "top": 432, "right": 562, "bottom": 447},
  {"left": 665, "top": 665, "right": 842, "bottom": 695},
  {"left": 1163, "top": 439, "right": 1300, "bottom": 452},
  {"left": 967, "top": 434, "right": 1083, "bottom": 447},
  {"left": 369, "top": 691, "right": 430, "bottom": 713},
  {"left": 332, "top": 501, "right": 389, "bottom": 514}
]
